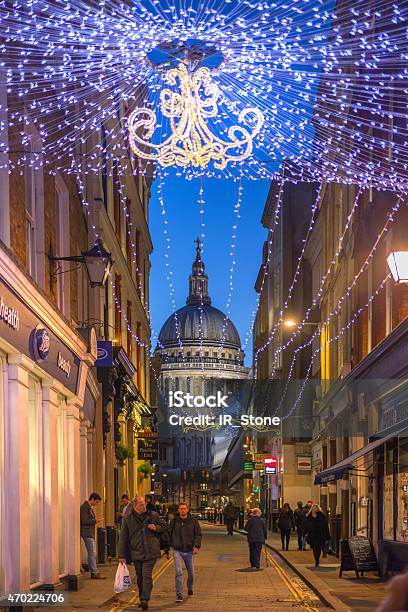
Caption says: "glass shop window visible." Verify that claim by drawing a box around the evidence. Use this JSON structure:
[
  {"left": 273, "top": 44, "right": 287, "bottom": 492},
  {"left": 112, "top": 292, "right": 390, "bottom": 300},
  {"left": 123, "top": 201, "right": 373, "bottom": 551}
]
[
  {"left": 383, "top": 441, "right": 395, "bottom": 540},
  {"left": 397, "top": 437, "right": 408, "bottom": 542}
]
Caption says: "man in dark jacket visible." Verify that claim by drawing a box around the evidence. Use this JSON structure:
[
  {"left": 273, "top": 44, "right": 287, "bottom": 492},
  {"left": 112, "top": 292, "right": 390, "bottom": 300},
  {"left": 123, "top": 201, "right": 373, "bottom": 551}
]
[
  {"left": 244, "top": 508, "right": 267, "bottom": 570},
  {"left": 294, "top": 501, "right": 308, "bottom": 550},
  {"left": 80, "top": 493, "right": 105, "bottom": 579},
  {"left": 119, "top": 496, "right": 168, "bottom": 610},
  {"left": 223, "top": 501, "right": 236, "bottom": 535},
  {"left": 170, "top": 502, "right": 202, "bottom": 603}
]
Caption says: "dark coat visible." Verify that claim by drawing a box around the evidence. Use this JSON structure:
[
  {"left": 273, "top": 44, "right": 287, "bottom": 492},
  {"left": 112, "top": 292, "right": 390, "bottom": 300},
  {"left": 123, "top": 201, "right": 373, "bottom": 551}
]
[
  {"left": 223, "top": 504, "right": 237, "bottom": 523},
  {"left": 170, "top": 515, "right": 202, "bottom": 552},
  {"left": 305, "top": 512, "right": 330, "bottom": 546},
  {"left": 277, "top": 509, "right": 295, "bottom": 532},
  {"left": 294, "top": 507, "right": 308, "bottom": 533},
  {"left": 118, "top": 510, "right": 168, "bottom": 562},
  {"left": 244, "top": 516, "right": 267, "bottom": 543},
  {"left": 80, "top": 501, "right": 97, "bottom": 538}
]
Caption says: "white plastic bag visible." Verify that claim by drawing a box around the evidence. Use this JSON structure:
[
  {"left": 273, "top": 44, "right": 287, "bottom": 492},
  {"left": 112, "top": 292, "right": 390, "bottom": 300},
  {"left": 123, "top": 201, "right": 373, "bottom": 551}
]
[{"left": 114, "top": 561, "right": 132, "bottom": 593}]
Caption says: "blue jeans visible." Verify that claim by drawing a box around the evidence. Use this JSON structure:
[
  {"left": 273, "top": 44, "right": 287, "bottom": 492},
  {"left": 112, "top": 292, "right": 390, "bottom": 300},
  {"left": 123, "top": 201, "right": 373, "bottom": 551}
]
[
  {"left": 82, "top": 536, "right": 98, "bottom": 575},
  {"left": 173, "top": 550, "right": 194, "bottom": 595}
]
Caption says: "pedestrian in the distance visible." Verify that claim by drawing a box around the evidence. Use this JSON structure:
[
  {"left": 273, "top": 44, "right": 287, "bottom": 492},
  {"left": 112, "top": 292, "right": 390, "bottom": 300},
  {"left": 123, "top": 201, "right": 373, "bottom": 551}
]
[
  {"left": 305, "top": 504, "right": 330, "bottom": 567},
  {"left": 277, "top": 503, "right": 295, "bottom": 551},
  {"left": 118, "top": 495, "right": 168, "bottom": 611},
  {"left": 117, "top": 493, "right": 132, "bottom": 526},
  {"left": 145, "top": 494, "right": 155, "bottom": 512},
  {"left": 170, "top": 501, "right": 202, "bottom": 603},
  {"left": 294, "top": 501, "right": 308, "bottom": 551},
  {"left": 80, "top": 493, "right": 106, "bottom": 579},
  {"left": 244, "top": 508, "right": 267, "bottom": 570},
  {"left": 223, "top": 501, "right": 236, "bottom": 536}
]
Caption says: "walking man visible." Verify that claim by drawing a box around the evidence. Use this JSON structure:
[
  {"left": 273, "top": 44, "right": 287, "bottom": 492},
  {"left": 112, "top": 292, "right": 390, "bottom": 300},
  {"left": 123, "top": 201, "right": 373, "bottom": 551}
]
[
  {"left": 119, "top": 496, "right": 168, "bottom": 610},
  {"left": 294, "top": 501, "right": 308, "bottom": 550},
  {"left": 80, "top": 493, "right": 106, "bottom": 579},
  {"left": 244, "top": 508, "right": 267, "bottom": 570},
  {"left": 223, "top": 501, "right": 236, "bottom": 536},
  {"left": 170, "top": 502, "right": 202, "bottom": 603}
]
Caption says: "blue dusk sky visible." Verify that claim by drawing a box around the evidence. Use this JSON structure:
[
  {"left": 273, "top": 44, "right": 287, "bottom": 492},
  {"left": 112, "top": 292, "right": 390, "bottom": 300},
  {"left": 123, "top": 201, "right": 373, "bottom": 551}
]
[{"left": 149, "top": 176, "right": 271, "bottom": 365}]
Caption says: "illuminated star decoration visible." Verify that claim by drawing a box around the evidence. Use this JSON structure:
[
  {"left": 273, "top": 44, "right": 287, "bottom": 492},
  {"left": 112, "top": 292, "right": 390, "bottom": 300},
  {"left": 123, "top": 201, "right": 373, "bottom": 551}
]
[{"left": 0, "top": 0, "right": 407, "bottom": 187}]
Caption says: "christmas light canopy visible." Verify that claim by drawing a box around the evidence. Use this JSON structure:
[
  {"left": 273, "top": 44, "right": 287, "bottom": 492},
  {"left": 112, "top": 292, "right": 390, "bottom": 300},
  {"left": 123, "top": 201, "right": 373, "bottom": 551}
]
[{"left": 0, "top": 0, "right": 407, "bottom": 186}]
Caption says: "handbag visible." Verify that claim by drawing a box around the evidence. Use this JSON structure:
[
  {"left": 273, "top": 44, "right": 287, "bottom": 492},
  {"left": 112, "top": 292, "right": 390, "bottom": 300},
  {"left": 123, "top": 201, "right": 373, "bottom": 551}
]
[{"left": 113, "top": 561, "right": 132, "bottom": 593}]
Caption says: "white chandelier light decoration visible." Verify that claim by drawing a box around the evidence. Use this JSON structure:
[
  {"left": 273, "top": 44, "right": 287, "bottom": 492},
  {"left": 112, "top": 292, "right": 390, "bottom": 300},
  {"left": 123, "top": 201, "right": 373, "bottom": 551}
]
[{"left": 128, "top": 62, "right": 263, "bottom": 170}]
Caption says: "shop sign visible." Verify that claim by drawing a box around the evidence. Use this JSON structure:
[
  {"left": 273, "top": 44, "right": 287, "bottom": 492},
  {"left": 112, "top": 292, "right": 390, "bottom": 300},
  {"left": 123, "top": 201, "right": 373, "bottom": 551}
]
[
  {"left": 57, "top": 352, "right": 71, "bottom": 377},
  {"left": 0, "top": 280, "right": 79, "bottom": 391},
  {"left": 297, "top": 456, "right": 312, "bottom": 471},
  {"left": 33, "top": 326, "right": 50, "bottom": 361},
  {"left": 0, "top": 295, "right": 19, "bottom": 330},
  {"left": 138, "top": 437, "right": 158, "bottom": 461},
  {"left": 95, "top": 340, "right": 113, "bottom": 367},
  {"left": 264, "top": 456, "right": 277, "bottom": 474},
  {"left": 243, "top": 461, "right": 255, "bottom": 471}
]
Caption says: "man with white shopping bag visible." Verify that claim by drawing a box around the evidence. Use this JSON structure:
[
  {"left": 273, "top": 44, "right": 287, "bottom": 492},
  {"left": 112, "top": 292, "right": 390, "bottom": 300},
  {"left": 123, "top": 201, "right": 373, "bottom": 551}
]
[{"left": 118, "top": 496, "right": 168, "bottom": 611}]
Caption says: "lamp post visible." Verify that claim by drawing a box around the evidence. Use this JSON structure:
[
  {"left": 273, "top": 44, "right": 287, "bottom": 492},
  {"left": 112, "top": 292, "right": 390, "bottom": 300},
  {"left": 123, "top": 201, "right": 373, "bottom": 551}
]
[
  {"left": 387, "top": 251, "right": 408, "bottom": 284},
  {"left": 49, "top": 238, "right": 113, "bottom": 287}
]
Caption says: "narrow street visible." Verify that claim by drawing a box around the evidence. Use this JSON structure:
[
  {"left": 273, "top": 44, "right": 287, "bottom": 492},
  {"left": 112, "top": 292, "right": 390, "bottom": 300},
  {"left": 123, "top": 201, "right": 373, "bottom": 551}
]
[{"left": 107, "top": 524, "right": 326, "bottom": 611}]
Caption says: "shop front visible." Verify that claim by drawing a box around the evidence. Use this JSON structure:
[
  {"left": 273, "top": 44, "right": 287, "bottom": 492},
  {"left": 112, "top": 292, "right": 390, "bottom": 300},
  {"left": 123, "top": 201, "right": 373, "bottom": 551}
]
[{"left": 0, "top": 252, "right": 97, "bottom": 595}]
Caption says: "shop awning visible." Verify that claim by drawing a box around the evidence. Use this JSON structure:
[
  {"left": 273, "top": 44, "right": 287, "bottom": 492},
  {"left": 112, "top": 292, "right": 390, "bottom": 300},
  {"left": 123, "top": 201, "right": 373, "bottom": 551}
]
[{"left": 314, "top": 434, "right": 394, "bottom": 485}]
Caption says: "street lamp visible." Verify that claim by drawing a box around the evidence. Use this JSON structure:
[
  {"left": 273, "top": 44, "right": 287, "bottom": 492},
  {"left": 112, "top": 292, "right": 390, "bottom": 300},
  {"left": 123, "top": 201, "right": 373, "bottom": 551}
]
[
  {"left": 49, "top": 238, "right": 113, "bottom": 287},
  {"left": 283, "top": 319, "right": 319, "bottom": 328},
  {"left": 387, "top": 251, "right": 408, "bottom": 284}
]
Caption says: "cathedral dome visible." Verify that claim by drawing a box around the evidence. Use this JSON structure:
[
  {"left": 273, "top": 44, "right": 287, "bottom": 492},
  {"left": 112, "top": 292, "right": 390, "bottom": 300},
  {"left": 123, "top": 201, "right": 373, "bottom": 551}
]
[
  {"left": 158, "top": 302, "right": 241, "bottom": 349},
  {"left": 156, "top": 239, "right": 242, "bottom": 352}
]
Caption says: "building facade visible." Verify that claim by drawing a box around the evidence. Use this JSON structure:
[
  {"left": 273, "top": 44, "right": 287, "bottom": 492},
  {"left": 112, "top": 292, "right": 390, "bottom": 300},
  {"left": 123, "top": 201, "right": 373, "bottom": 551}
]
[
  {"left": 0, "top": 87, "right": 154, "bottom": 594},
  {"left": 250, "top": 180, "right": 317, "bottom": 522}
]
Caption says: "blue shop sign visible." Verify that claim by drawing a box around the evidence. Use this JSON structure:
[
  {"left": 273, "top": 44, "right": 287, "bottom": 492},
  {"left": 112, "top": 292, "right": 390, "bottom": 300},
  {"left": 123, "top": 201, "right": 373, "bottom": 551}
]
[
  {"left": 33, "top": 325, "right": 50, "bottom": 361},
  {"left": 95, "top": 340, "right": 113, "bottom": 367}
]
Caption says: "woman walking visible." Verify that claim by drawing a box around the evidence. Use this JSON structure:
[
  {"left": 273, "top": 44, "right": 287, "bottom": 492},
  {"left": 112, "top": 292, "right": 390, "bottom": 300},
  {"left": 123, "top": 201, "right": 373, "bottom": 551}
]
[
  {"left": 244, "top": 508, "right": 267, "bottom": 569},
  {"left": 277, "top": 503, "right": 295, "bottom": 551},
  {"left": 305, "top": 504, "right": 330, "bottom": 567}
]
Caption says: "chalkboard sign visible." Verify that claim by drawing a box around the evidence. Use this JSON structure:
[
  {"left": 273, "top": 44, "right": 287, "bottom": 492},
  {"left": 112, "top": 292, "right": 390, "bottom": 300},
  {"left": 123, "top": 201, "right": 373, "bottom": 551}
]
[{"left": 339, "top": 537, "right": 379, "bottom": 578}]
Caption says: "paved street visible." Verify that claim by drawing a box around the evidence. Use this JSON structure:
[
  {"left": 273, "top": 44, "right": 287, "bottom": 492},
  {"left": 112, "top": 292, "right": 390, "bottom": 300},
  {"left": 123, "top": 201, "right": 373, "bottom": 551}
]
[
  {"left": 61, "top": 524, "right": 327, "bottom": 611},
  {"left": 58, "top": 524, "right": 387, "bottom": 611}
]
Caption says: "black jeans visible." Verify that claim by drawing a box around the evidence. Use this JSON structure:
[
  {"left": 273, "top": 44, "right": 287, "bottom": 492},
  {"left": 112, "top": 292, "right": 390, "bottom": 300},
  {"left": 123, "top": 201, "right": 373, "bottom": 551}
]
[
  {"left": 280, "top": 529, "right": 291, "bottom": 550},
  {"left": 312, "top": 543, "right": 322, "bottom": 566},
  {"left": 248, "top": 542, "right": 263, "bottom": 568},
  {"left": 226, "top": 521, "right": 234, "bottom": 535},
  {"left": 134, "top": 558, "right": 156, "bottom": 601}
]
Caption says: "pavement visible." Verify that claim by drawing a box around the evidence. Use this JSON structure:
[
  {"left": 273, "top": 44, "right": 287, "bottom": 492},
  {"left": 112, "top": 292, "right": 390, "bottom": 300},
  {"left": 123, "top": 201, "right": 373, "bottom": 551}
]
[
  {"left": 264, "top": 529, "right": 386, "bottom": 612},
  {"left": 35, "top": 523, "right": 387, "bottom": 611}
]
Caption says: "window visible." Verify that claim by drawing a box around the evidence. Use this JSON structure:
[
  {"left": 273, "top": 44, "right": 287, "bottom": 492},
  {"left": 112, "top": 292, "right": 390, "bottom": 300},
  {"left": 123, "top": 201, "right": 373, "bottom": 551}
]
[
  {"left": 28, "top": 376, "right": 42, "bottom": 585},
  {"left": 113, "top": 162, "right": 121, "bottom": 240},
  {"left": 114, "top": 275, "right": 122, "bottom": 344},
  {"left": 383, "top": 442, "right": 395, "bottom": 540},
  {"left": 135, "top": 230, "right": 141, "bottom": 295},
  {"left": 54, "top": 175, "right": 69, "bottom": 315},
  {"left": 397, "top": 438, "right": 408, "bottom": 542},
  {"left": 25, "top": 132, "right": 44, "bottom": 280},
  {"left": 159, "top": 445, "right": 167, "bottom": 462},
  {"left": 125, "top": 198, "right": 132, "bottom": 270},
  {"left": 126, "top": 301, "right": 133, "bottom": 362},
  {"left": 136, "top": 321, "right": 141, "bottom": 389}
]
